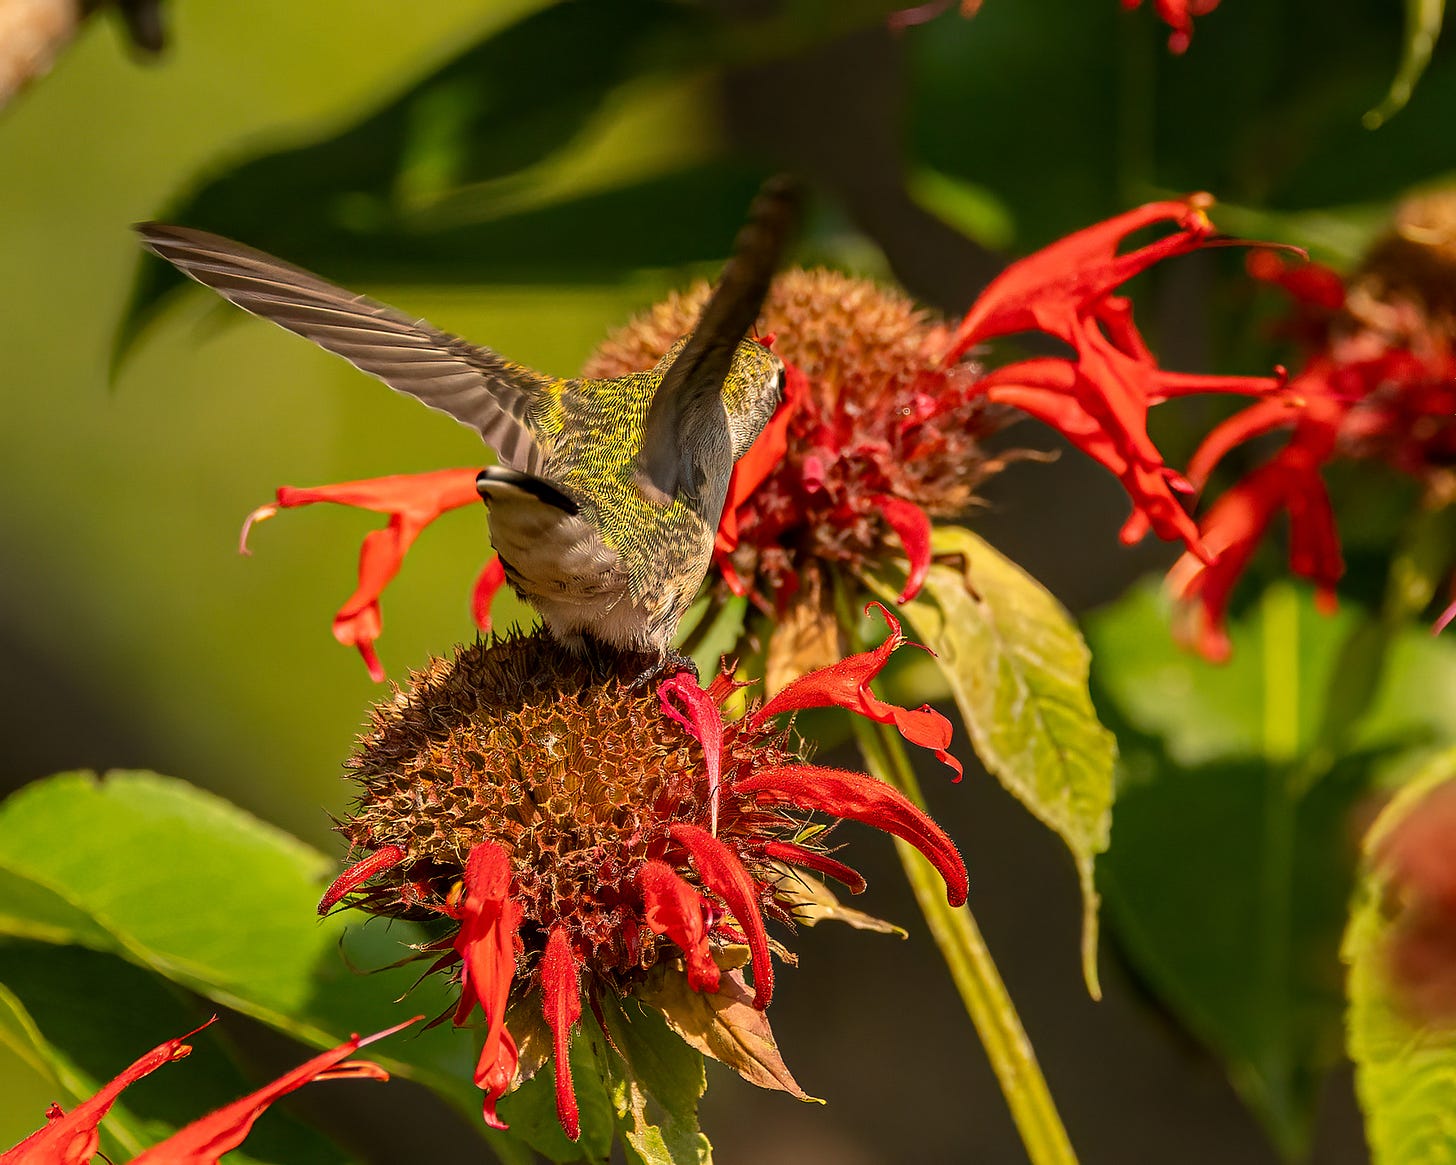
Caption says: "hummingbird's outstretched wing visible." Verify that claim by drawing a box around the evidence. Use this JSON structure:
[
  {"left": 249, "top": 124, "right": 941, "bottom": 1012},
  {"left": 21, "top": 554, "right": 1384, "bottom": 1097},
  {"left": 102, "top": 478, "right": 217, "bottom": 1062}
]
[
  {"left": 635, "top": 176, "right": 800, "bottom": 505},
  {"left": 137, "top": 223, "right": 552, "bottom": 475}
]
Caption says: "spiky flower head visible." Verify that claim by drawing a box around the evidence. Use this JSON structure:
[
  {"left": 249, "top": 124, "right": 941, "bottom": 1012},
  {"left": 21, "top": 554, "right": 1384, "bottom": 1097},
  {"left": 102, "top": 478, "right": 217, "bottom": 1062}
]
[
  {"left": 320, "top": 608, "right": 967, "bottom": 1139},
  {"left": 586, "top": 268, "right": 1006, "bottom": 612}
]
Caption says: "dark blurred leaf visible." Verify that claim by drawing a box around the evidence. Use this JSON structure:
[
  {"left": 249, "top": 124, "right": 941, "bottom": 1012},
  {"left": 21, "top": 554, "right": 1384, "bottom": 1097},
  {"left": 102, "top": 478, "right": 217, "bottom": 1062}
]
[
  {"left": 1088, "top": 581, "right": 1456, "bottom": 1157},
  {"left": 0, "top": 771, "right": 550, "bottom": 1163},
  {"left": 117, "top": 0, "right": 709, "bottom": 359},
  {"left": 1099, "top": 748, "right": 1371, "bottom": 1159},
  {"left": 907, "top": 0, "right": 1456, "bottom": 250},
  {"left": 865, "top": 525, "right": 1116, "bottom": 998},
  {"left": 0, "top": 940, "right": 347, "bottom": 1164},
  {"left": 1343, "top": 747, "right": 1456, "bottom": 1165}
]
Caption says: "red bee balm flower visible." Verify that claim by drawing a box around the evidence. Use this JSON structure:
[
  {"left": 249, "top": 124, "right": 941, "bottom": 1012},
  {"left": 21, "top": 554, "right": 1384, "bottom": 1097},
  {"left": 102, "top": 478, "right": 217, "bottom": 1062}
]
[
  {"left": 2, "top": 1019, "right": 410, "bottom": 1165},
  {"left": 1122, "top": 0, "right": 1222, "bottom": 53},
  {"left": 1169, "top": 191, "right": 1456, "bottom": 660},
  {"left": 317, "top": 607, "right": 966, "bottom": 1139},
  {"left": 240, "top": 198, "right": 1279, "bottom": 677},
  {"left": 589, "top": 198, "right": 1280, "bottom": 619}
]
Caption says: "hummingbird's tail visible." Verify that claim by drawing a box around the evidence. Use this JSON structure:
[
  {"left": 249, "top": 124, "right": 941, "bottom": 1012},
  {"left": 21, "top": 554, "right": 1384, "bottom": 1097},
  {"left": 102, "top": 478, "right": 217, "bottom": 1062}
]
[{"left": 634, "top": 176, "right": 802, "bottom": 507}]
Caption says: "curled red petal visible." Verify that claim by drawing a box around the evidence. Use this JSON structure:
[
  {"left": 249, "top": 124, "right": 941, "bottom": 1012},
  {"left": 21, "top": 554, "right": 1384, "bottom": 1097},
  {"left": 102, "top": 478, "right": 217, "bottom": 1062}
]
[
  {"left": 474, "top": 1026, "right": 519, "bottom": 1132},
  {"left": 716, "top": 362, "right": 808, "bottom": 558},
  {"left": 472, "top": 554, "right": 507, "bottom": 633},
  {"left": 1168, "top": 428, "right": 1344, "bottom": 661},
  {"left": 2, "top": 1022, "right": 211, "bottom": 1165},
  {"left": 659, "top": 673, "right": 725, "bottom": 833},
  {"left": 249, "top": 468, "right": 483, "bottom": 681},
  {"left": 130, "top": 1019, "right": 416, "bottom": 1165},
  {"left": 753, "top": 604, "right": 962, "bottom": 780},
  {"left": 761, "top": 840, "right": 868, "bottom": 896},
  {"left": 737, "top": 765, "right": 969, "bottom": 908},
  {"left": 540, "top": 927, "right": 583, "bottom": 1142},
  {"left": 638, "top": 860, "right": 721, "bottom": 992},
  {"left": 452, "top": 841, "right": 523, "bottom": 1128},
  {"left": 670, "top": 823, "right": 774, "bottom": 1009},
  {"left": 873, "top": 495, "right": 933, "bottom": 603},
  {"left": 317, "top": 845, "right": 407, "bottom": 915}
]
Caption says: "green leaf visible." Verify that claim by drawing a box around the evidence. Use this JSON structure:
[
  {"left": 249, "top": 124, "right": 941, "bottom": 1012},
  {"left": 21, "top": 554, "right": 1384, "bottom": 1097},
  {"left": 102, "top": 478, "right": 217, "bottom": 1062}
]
[
  {"left": 1100, "top": 749, "right": 1373, "bottom": 1158},
  {"left": 1343, "top": 747, "right": 1456, "bottom": 1164},
  {"left": 1087, "top": 582, "right": 1456, "bottom": 1157},
  {"left": 0, "top": 940, "right": 348, "bottom": 1164},
  {"left": 1088, "top": 582, "right": 1456, "bottom": 773},
  {"left": 1365, "top": 0, "right": 1446, "bottom": 127},
  {"left": 597, "top": 993, "right": 713, "bottom": 1165},
  {"left": 865, "top": 525, "right": 1116, "bottom": 998},
  {"left": 0, "top": 771, "right": 542, "bottom": 1163}
]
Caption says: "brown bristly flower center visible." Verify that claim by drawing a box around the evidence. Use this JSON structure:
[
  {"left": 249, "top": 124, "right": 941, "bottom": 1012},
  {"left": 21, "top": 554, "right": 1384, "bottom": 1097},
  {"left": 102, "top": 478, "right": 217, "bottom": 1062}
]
[{"left": 343, "top": 636, "right": 707, "bottom": 966}]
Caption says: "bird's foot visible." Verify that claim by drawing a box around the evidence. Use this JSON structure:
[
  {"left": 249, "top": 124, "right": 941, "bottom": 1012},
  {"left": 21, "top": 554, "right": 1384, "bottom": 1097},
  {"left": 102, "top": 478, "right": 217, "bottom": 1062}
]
[{"left": 627, "top": 648, "right": 699, "bottom": 691}]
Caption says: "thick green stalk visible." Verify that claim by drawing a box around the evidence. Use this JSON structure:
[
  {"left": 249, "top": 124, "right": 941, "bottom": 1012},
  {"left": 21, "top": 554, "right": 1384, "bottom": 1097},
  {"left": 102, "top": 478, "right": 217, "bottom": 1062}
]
[{"left": 852, "top": 716, "right": 1078, "bottom": 1165}]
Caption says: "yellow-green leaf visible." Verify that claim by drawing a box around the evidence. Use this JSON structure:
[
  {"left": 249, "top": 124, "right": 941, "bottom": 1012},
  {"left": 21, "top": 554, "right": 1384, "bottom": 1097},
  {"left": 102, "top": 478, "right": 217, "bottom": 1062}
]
[
  {"left": 865, "top": 525, "right": 1115, "bottom": 997},
  {"left": 1344, "top": 746, "right": 1456, "bottom": 1164}
]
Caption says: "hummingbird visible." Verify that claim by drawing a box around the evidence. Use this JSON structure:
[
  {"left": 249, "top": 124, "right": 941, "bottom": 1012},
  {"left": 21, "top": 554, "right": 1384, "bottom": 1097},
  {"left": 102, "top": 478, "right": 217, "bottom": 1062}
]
[{"left": 137, "top": 178, "right": 798, "bottom": 665}]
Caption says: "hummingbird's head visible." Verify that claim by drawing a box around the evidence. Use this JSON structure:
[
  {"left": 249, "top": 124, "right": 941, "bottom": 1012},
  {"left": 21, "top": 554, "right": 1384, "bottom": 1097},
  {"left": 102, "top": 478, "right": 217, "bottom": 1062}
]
[{"left": 721, "top": 338, "right": 786, "bottom": 460}]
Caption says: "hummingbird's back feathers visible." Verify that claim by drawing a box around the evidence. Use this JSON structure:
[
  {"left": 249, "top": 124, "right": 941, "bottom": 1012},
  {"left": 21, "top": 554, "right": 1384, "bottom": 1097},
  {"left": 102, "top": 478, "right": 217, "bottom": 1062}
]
[
  {"left": 136, "top": 223, "right": 553, "bottom": 475},
  {"left": 635, "top": 176, "right": 800, "bottom": 506}
]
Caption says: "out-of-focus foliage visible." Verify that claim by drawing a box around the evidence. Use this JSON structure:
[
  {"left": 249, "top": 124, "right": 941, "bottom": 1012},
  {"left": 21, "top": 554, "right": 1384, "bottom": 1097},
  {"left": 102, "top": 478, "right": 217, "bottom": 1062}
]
[{"left": 1090, "top": 583, "right": 1456, "bottom": 1156}]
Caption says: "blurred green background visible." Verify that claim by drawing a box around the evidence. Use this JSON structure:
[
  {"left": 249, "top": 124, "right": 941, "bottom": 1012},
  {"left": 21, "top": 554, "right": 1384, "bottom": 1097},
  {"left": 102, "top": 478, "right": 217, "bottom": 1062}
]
[{"left": 3, "top": 0, "right": 1452, "bottom": 1160}]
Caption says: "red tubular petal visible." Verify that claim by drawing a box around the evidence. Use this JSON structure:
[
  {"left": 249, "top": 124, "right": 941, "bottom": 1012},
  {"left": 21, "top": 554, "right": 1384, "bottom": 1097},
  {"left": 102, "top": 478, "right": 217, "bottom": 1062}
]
[
  {"left": 637, "top": 860, "right": 721, "bottom": 992},
  {"left": 129, "top": 1019, "right": 416, "bottom": 1165},
  {"left": 753, "top": 604, "right": 962, "bottom": 780},
  {"left": 317, "top": 845, "right": 407, "bottom": 915},
  {"left": 471, "top": 555, "right": 507, "bottom": 633},
  {"left": 659, "top": 674, "right": 725, "bottom": 833},
  {"left": 540, "top": 928, "right": 583, "bottom": 1141},
  {"left": 248, "top": 469, "right": 483, "bottom": 681},
  {"left": 873, "top": 496, "right": 933, "bottom": 603},
  {"left": 1184, "top": 397, "right": 1305, "bottom": 490},
  {"left": 452, "top": 842, "right": 523, "bottom": 1127},
  {"left": 474, "top": 1026, "right": 519, "bottom": 1132},
  {"left": 761, "top": 840, "right": 868, "bottom": 895},
  {"left": 670, "top": 824, "right": 774, "bottom": 1008},
  {"left": 2, "top": 1023, "right": 210, "bottom": 1165},
  {"left": 946, "top": 198, "right": 1216, "bottom": 358},
  {"left": 737, "top": 765, "right": 969, "bottom": 908}
]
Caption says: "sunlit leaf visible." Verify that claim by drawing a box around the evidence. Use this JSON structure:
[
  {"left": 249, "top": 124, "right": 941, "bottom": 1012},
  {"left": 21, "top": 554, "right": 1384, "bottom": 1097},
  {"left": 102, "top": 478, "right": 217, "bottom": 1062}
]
[
  {"left": 0, "top": 771, "right": 543, "bottom": 1163},
  {"left": 597, "top": 991, "right": 714, "bottom": 1165},
  {"left": 1344, "top": 747, "right": 1456, "bottom": 1165},
  {"left": 865, "top": 524, "right": 1116, "bottom": 998}
]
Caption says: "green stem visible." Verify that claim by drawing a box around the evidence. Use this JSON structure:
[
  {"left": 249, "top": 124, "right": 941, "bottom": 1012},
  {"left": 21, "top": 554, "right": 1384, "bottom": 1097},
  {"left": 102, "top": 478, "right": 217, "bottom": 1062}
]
[
  {"left": 1257, "top": 583, "right": 1300, "bottom": 1129},
  {"left": 853, "top": 716, "right": 1079, "bottom": 1165},
  {"left": 1298, "top": 500, "right": 1456, "bottom": 793}
]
